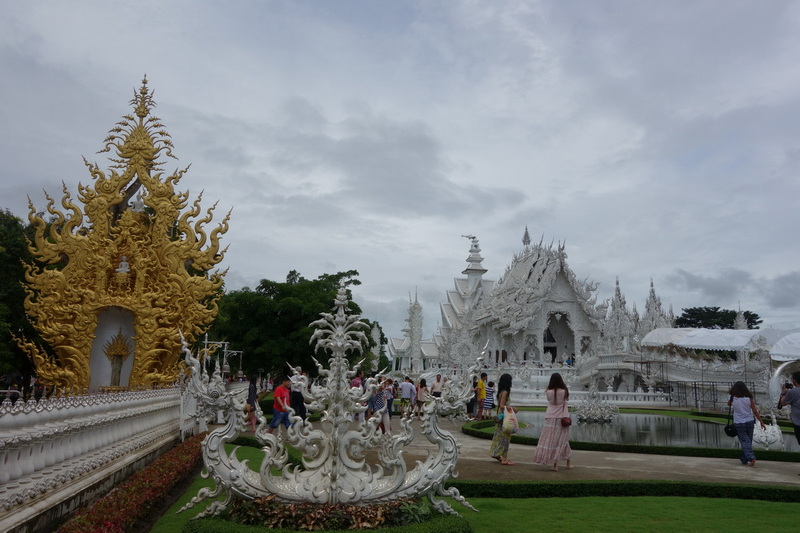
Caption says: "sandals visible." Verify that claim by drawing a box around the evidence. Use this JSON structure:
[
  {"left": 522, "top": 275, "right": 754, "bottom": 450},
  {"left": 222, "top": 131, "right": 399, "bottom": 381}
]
[{"left": 500, "top": 460, "right": 516, "bottom": 466}]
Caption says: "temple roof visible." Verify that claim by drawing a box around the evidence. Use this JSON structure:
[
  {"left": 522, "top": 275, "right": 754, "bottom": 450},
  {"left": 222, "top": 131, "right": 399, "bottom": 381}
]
[{"left": 641, "top": 328, "right": 768, "bottom": 352}]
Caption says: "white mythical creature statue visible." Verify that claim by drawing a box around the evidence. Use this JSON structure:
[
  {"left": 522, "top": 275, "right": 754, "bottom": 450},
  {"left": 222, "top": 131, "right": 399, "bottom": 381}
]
[{"left": 180, "top": 285, "right": 478, "bottom": 518}]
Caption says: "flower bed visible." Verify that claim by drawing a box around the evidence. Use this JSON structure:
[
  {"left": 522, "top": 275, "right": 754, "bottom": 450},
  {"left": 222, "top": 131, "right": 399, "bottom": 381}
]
[{"left": 57, "top": 433, "right": 206, "bottom": 533}]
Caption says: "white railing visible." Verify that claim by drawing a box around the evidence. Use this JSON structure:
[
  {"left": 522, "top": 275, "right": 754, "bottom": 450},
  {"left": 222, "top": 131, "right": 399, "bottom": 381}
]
[
  {"left": 0, "top": 388, "right": 181, "bottom": 514},
  {"left": 509, "top": 387, "right": 672, "bottom": 407}
]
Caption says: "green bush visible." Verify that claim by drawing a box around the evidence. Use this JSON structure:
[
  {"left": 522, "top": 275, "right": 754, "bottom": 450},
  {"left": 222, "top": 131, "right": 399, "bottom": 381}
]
[
  {"left": 226, "top": 496, "right": 434, "bottom": 530},
  {"left": 181, "top": 513, "right": 472, "bottom": 533},
  {"left": 57, "top": 433, "right": 205, "bottom": 533},
  {"left": 448, "top": 479, "right": 800, "bottom": 502}
]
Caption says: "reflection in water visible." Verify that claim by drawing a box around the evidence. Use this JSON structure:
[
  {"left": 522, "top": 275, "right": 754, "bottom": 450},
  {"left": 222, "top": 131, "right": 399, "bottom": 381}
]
[{"left": 515, "top": 412, "right": 800, "bottom": 452}]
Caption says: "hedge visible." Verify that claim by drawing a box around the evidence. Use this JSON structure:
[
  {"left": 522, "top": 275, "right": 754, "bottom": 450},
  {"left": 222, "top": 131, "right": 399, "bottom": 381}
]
[{"left": 447, "top": 479, "right": 800, "bottom": 501}]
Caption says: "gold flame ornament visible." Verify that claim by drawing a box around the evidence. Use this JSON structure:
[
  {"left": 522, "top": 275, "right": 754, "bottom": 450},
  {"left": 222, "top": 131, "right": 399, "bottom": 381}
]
[{"left": 18, "top": 78, "right": 230, "bottom": 394}]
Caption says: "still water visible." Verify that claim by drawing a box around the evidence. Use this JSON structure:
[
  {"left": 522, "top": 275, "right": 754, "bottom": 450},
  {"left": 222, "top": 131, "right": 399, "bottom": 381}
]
[{"left": 514, "top": 412, "right": 800, "bottom": 452}]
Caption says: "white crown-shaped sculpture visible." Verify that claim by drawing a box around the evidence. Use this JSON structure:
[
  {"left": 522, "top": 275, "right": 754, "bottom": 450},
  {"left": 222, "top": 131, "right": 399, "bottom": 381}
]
[{"left": 181, "top": 284, "right": 477, "bottom": 518}]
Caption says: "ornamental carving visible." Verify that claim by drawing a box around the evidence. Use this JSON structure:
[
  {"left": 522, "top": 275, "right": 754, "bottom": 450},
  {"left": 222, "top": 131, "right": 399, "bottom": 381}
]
[
  {"left": 182, "top": 285, "right": 477, "bottom": 517},
  {"left": 18, "top": 78, "right": 229, "bottom": 393}
]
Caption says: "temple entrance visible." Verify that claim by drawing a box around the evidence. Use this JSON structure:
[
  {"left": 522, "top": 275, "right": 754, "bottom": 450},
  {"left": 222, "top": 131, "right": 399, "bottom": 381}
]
[
  {"left": 88, "top": 307, "right": 135, "bottom": 391},
  {"left": 544, "top": 312, "right": 574, "bottom": 365},
  {"left": 543, "top": 329, "right": 557, "bottom": 364}
]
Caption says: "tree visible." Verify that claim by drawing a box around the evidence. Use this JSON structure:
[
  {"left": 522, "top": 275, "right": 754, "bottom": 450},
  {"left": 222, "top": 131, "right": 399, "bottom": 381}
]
[
  {"left": 0, "top": 209, "right": 38, "bottom": 395},
  {"left": 208, "top": 270, "right": 382, "bottom": 378},
  {"left": 675, "top": 306, "right": 762, "bottom": 330}
]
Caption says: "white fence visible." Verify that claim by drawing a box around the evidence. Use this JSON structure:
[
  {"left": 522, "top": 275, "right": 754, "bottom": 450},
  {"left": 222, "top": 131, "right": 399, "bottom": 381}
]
[
  {"left": 510, "top": 386, "right": 672, "bottom": 407},
  {"left": 0, "top": 388, "right": 181, "bottom": 530}
]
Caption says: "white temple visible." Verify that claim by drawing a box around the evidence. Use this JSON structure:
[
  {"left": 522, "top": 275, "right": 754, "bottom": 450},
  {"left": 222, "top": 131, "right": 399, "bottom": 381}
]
[{"left": 389, "top": 229, "right": 796, "bottom": 409}]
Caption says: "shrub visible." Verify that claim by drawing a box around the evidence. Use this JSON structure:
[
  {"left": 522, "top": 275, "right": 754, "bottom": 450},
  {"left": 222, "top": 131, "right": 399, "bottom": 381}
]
[
  {"left": 226, "top": 496, "right": 433, "bottom": 530},
  {"left": 448, "top": 479, "right": 800, "bottom": 502},
  {"left": 182, "top": 513, "right": 472, "bottom": 533},
  {"left": 57, "top": 433, "right": 205, "bottom": 533}
]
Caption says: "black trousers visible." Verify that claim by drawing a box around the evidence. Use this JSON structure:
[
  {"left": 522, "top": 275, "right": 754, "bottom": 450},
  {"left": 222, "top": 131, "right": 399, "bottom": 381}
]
[{"left": 291, "top": 390, "right": 307, "bottom": 420}]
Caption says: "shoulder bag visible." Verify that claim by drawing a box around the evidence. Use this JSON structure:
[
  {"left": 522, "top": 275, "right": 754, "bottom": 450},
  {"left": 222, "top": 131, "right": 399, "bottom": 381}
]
[{"left": 723, "top": 403, "right": 737, "bottom": 437}]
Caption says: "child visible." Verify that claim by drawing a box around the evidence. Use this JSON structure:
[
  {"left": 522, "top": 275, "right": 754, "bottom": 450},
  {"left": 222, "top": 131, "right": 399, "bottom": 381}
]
[{"left": 483, "top": 381, "right": 495, "bottom": 419}]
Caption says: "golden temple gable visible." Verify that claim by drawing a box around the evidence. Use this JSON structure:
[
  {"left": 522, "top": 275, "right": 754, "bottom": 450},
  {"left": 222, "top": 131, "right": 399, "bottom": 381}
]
[{"left": 18, "top": 78, "right": 230, "bottom": 394}]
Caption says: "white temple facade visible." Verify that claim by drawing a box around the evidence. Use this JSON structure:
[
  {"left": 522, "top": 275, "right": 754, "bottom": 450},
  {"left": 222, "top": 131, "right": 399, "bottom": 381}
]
[
  {"left": 389, "top": 228, "right": 800, "bottom": 411},
  {"left": 391, "top": 229, "right": 682, "bottom": 394}
]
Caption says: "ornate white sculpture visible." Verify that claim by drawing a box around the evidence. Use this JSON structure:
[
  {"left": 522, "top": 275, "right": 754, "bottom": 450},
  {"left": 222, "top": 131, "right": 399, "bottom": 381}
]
[
  {"left": 181, "top": 284, "right": 477, "bottom": 518},
  {"left": 753, "top": 416, "right": 785, "bottom": 450},
  {"left": 575, "top": 383, "right": 619, "bottom": 423}
]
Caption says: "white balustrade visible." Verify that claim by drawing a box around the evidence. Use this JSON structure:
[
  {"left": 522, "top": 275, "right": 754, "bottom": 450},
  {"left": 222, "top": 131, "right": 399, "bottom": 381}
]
[{"left": 0, "top": 387, "right": 182, "bottom": 513}]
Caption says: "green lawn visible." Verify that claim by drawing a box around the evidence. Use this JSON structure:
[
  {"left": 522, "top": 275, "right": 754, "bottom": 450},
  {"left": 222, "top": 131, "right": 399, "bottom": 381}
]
[
  {"left": 156, "top": 487, "right": 800, "bottom": 533},
  {"left": 150, "top": 419, "right": 800, "bottom": 532},
  {"left": 452, "top": 496, "right": 800, "bottom": 533}
]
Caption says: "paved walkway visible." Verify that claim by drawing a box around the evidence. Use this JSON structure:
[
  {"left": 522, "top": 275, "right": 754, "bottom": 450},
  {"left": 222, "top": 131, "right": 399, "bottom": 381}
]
[{"left": 395, "top": 418, "right": 800, "bottom": 487}]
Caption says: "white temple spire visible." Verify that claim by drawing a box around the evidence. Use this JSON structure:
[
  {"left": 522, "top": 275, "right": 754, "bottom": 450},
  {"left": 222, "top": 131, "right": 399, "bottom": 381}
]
[{"left": 461, "top": 234, "right": 487, "bottom": 309}]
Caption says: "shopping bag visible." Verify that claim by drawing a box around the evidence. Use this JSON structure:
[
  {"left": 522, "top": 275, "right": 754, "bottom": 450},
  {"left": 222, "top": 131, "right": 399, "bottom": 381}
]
[{"left": 502, "top": 406, "right": 518, "bottom": 434}]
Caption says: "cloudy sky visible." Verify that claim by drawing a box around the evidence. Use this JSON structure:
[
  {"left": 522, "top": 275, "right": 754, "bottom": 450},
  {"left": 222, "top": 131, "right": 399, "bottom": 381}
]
[{"left": 1, "top": 1, "right": 799, "bottom": 342}]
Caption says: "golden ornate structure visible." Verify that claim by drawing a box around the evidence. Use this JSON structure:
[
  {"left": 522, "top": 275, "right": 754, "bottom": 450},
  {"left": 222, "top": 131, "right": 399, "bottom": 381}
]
[{"left": 19, "top": 78, "right": 229, "bottom": 394}]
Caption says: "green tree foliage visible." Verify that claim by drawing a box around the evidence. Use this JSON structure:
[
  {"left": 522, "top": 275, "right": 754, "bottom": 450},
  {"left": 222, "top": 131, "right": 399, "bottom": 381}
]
[
  {"left": 0, "top": 209, "right": 38, "bottom": 392},
  {"left": 208, "top": 270, "right": 383, "bottom": 378},
  {"left": 675, "top": 306, "right": 762, "bottom": 330}
]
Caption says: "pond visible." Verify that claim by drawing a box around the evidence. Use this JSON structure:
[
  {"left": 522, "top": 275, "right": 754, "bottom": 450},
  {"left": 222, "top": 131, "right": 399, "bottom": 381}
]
[{"left": 514, "top": 412, "right": 800, "bottom": 452}]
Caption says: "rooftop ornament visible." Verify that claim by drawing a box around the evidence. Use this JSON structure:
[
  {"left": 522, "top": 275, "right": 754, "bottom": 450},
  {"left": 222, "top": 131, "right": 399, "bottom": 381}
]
[{"left": 180, "top": 284, "right": 478, "bottom": 518}]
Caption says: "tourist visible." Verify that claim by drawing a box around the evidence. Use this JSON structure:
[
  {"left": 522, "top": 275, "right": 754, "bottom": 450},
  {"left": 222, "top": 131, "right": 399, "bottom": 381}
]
[
  {"left": 490, "top": 373, "right": 517, "bottom": 466},
  {"left": 374, "top": 378, "right": 393, "bottom": 433},
  {"left": 290, "top": 371, "right": 308, "bottom": 421},
  {"left": 467, "top": 377, "right": 477, "bottom": 419},
  {"left": 415, "top": 378, "right": 429, "bottom": 418},
  {"left": 386, "top": 379, "right": 397, "bottom": 418},
  {"left": 727, "top": 381, "right": 765, "bottom": 467},
  {"left": 430, "top": 374, "right": 444, "bottom": 398},
  {"left": 244, "top": 375, "right": 259, "bottom": 432},
  {"left": 367, "top": 375, "right": 381, "bottom": 418},
  {"left": 268, "top": 376, "right": 292, "bottom": 434},
  {"left": 350, "top": 369, "right": 364, "bottom": 389},
  {"left": 534, "top": 372, "right": 573, "bottom": 471},
  {"left": 779, "top": 372, "right": 800, "bottom": 453},
  {"left": 483, "top": 380, "right": 495, "bottom": 419},
  {"left": 399, "top": 376, "right": 416, "bottom": 417},
  {"left": 476, "top": 373, "right": 487, "bottom": 421}
]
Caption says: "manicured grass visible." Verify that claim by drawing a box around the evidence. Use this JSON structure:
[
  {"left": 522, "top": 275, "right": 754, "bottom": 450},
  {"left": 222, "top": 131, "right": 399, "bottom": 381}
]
[
  {"left": 452, "top": 496, "right": 800, "bottom": 533},
  {"left": 150, "top": 417, "right": 799, "bottom": 532}
]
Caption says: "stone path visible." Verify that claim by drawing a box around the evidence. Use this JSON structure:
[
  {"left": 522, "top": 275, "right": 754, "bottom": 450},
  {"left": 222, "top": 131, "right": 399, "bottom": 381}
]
[{"left": 392, "top": 417, "right": 800, "bottom": 487}]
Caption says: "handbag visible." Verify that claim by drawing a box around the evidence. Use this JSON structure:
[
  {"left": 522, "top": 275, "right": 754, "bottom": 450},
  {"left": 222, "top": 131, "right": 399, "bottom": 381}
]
[
  {"left": 723, "top": 404, "right": 737, "bottom": 437},
  {"left": 501, "top": 406, "right": 519, "bottom": 434},
  {"left": 561, "top": 416, "right": 572, "bottom": 427}
]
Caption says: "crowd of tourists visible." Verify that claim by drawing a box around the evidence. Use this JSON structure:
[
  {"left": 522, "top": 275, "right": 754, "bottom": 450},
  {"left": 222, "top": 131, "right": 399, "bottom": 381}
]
[{"left": 250, "top": 367, "right": 800, "bottom": 476}]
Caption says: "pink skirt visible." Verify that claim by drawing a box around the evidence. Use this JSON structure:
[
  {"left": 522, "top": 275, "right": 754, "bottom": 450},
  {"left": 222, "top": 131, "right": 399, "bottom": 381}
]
[{"left": 533, "top": 417, "right": 572, "bottom": 465}]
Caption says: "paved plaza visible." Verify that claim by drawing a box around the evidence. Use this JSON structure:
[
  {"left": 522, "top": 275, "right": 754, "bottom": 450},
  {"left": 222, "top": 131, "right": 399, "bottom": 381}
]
[{"left": 395, "top": 418, "right": 800, "bottom": 487}]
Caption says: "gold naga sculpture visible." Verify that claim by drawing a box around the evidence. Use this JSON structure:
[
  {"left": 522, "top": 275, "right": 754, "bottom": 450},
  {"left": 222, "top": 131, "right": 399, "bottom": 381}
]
[{"left": 17, "top": 78, "right": 230, "bottom": 394}]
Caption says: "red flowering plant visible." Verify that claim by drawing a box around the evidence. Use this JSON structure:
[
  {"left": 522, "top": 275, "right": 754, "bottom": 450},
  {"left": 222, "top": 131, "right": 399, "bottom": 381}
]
[{"left": 57, "top": 433, "right": 206, "bottom": 533}]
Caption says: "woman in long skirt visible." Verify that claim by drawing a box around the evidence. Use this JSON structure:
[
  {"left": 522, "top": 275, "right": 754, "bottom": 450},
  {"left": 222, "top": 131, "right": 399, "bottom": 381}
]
[
  {"left": 490, "top": 373, "right": 517, "bottom": 466},
  {"left": 534, "top": 372, "right": 573, "bottom": 471}
]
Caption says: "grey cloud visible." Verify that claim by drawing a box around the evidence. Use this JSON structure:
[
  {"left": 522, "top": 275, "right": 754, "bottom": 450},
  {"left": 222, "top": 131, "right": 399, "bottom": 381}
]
[
  {"left": 666, "top": 268, "right": 754, "bottom": 302},
  {"left": 762, "top": 272, "right": 800, "bottom": 308}
]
